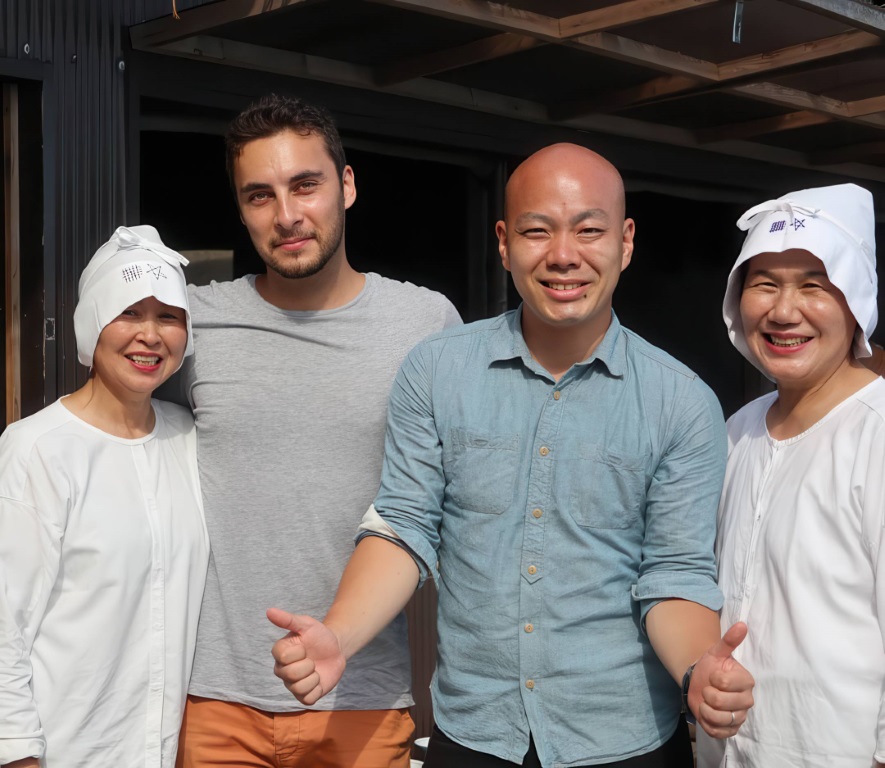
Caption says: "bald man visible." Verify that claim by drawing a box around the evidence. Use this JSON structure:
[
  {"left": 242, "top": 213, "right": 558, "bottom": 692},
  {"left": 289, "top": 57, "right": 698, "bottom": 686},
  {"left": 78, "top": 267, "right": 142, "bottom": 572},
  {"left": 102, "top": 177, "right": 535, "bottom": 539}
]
[{"left": 267, "top": 144, "right": 755, "bottom": 768}]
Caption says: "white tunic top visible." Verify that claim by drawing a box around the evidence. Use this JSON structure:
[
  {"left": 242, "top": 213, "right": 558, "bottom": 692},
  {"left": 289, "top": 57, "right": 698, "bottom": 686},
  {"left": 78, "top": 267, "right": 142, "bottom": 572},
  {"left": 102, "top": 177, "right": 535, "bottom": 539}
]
[
  {"left": 0, "top": 399, "right": 209, "bottom": 767},
  {"left": 697, "top": 378, "right": 885, "bottom": 768}
]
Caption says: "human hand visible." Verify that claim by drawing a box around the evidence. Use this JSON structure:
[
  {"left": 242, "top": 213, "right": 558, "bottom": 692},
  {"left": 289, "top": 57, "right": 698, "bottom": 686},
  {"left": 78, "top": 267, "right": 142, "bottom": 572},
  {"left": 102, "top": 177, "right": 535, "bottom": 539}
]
[
  {"left": 689, "top": 621, "right": 755, "bottom": 739},
  {"left": 267, "top": 607, "right": 347, "bottom": 705}
]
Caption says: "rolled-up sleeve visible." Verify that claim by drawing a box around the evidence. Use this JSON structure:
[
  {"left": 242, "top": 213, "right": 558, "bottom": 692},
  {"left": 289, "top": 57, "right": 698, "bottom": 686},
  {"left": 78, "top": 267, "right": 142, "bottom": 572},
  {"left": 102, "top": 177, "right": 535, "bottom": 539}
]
[
  {"left": 632, "top": 377, "right": 726, "bottom": 624},
  {"left": 360, "top": 343, "right": 445, "bottom": 587}
]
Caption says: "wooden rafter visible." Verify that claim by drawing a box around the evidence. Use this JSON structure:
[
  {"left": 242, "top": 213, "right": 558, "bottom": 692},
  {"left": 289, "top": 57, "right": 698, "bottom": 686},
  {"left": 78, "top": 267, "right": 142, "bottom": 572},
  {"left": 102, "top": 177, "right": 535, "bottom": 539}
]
[
  {"left": 130, "top": 0, "right": 328, "bottom": 48},
  {"left": 551, "top": 74, "right": 701, "bottom": 120},
  {"left": 718, "top": 30, "right": 881, "bottom": 80},
  {"left": 847, "top": 94, "right": 885, "bottom": 117},
  {"left": 566, "top": 31, "right": 718, "bottom": 78},
  {"left": 558, "top": 0, "right": 720, "bottom": 38},
  {"left": 374, "top": 0, "right": 726, "bottom": 86},
  {"left": 694, "top": 110, "right": 833, "bottom": 144},
  {"left": 375, "top": 32, "right": 543, "bottom": 86},
  {"left": 729, "top": 82, "right": 885, "bottom": 129},
  {"left": 127, "top": 0, "right": 885, "bottom": 183},
  {"left": 556, "top": 30, "right": 880, "bottom": 120},
  {"left": 366, "top": 0, "right": 560, "bottom": 39}
]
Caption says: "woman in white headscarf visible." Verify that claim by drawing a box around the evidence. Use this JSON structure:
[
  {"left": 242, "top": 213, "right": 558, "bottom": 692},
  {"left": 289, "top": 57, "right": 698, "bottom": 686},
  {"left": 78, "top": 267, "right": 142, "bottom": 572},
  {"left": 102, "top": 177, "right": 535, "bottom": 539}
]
[
  {"left": 0, "top": 226, "right": 209, "bottom": 768},
  {"left": 697, "top": 185, "right": 885, "bottom": 768}
]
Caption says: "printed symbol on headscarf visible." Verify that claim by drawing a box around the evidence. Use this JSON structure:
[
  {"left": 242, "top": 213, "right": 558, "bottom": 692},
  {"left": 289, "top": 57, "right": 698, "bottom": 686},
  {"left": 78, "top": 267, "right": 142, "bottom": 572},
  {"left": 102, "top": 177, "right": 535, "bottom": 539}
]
[
  {"left": 769, "top": 220, "right": 786, "bottom": 233},
  {"left": 122, "top": 265, "right": 143, "bottom": 283},
  {"left": 147, "top": 264, "right": 167, "bottom": 280},
  {"left": 792, "top": 218, "right": 805, "bottom": 231}
]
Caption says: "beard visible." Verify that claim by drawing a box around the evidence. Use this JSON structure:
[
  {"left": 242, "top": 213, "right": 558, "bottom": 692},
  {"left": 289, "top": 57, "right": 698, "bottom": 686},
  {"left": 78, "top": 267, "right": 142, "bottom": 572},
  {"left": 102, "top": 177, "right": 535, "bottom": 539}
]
[{"left": 260, "top": 202, "right": 346, "bottom": 280}]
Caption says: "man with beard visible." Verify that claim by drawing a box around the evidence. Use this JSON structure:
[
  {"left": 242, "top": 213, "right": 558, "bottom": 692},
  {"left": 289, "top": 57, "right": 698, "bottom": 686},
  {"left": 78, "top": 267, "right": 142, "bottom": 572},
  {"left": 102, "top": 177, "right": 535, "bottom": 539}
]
[{"left": 172, "top": 95, "right": 460, "bottom": 767}]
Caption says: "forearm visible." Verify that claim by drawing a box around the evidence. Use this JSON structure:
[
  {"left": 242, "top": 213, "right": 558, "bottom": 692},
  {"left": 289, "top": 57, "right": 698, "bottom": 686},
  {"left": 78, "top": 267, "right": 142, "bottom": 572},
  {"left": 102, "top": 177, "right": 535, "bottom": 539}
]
[
  {"left": 324, "top": 536, "right": 420, "bottom": 659},
  {"left": 646, "top": 598, "right": 721, "bottom": 683}
]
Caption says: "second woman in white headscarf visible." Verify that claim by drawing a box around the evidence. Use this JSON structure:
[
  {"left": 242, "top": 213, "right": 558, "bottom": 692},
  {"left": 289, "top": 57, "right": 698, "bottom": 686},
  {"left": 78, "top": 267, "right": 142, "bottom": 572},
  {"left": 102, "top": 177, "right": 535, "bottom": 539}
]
[{"left": 698, "top": 184, "right": 885, "bottom": 768}]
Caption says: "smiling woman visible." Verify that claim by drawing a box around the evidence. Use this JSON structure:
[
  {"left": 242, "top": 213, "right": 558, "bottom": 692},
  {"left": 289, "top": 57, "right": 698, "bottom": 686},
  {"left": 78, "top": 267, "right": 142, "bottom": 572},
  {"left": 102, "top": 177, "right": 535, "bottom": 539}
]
[
  {"left": 0, "top": 226, "right": 209, "bottom": 768},
  {"left": 698, "top": 184, "right": 885, "bottom": 768}
]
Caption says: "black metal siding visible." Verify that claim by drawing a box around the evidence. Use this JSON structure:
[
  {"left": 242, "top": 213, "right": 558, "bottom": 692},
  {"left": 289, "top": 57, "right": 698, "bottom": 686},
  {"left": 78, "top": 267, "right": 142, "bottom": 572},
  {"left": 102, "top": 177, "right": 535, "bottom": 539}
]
[{"left": 0, "top": 0, "right": 212, "bottom": 404}]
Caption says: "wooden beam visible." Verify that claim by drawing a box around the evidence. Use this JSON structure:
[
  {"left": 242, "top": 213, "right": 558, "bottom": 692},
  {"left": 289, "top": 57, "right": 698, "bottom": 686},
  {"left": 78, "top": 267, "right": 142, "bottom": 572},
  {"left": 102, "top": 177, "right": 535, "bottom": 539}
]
[
  {"left": 146, "top": 35, "right": 885, "bottom": 185},
  {"left": 375, "top": 32, "right": 543, "bottom": 85},
  {"left": 566, "top": 31, "right": 718, "bottom": 79},
  {"left": 551, "top": 73, "right": 701, "bottom": 120},
  {"left": 729, "top": 82, "right": 885, "bottom": 128},
  {"left": 365, "top": 0, "right": 560, "bottom": 39},
  {"left": 155, "top": 34, "right": 562, "bottom": 125},
  {"left": 695, "top": 110, "right": 833, "bottom": 144},
  {"left": 717, "top": 30, "right": 881, "bottom": 79},
  {"left": 557, "top": 30, "right": 880, "bottom": 120},
  {"left": 779, "top": 0, "right": 885, "bottom": 36},
  {"left": 847, "top": 94, "right": 885, "bottom": 117},
  {"left": 130, "top": 0, "right": 327, "bottom": 49},
  {"left": 811, "top": 141, "right": 885, "bottom": 165},
  {"left": 559, "top": 0, "right": 720, "bottom": 38}
]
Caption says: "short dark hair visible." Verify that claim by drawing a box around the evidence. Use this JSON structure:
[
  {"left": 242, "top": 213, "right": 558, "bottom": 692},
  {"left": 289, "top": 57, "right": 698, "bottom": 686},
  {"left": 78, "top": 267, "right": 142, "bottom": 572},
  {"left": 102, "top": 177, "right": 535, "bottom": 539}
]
[{"left": 224, "top": 94, "right": 347, "bottom": 192}]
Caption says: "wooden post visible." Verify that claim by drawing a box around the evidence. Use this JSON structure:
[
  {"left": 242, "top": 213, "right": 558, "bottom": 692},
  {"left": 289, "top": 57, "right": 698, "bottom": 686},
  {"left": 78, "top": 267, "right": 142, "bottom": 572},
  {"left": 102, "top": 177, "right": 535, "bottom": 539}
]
[{"left": 3, "top": 83, "right": 21, "bottom": 425}]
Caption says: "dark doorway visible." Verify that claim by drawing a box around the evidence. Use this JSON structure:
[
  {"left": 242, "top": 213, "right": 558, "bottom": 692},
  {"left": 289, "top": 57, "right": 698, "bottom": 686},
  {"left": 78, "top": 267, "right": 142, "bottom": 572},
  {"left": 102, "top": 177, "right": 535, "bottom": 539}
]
[
  {"left": 139, "top": 131, "right": 488, "bottom": 321},
  {"left": 2, "top": 79, "right": 43, "bottom": 432}
]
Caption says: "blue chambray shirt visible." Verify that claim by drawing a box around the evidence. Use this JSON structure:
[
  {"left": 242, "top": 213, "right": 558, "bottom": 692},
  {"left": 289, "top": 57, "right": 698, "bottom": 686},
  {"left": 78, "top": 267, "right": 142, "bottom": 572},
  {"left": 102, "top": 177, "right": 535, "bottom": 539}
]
[{"left": 368, "top": 308, "right": 726, "bottom": 767}]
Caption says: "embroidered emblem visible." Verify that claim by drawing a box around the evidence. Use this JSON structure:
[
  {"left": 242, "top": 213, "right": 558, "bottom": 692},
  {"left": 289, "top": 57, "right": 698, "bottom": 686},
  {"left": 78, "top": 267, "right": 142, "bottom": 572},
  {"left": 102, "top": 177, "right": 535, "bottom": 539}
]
[
  {"left": 769, "top": 220, "right": 786, "bottom": 233},
  {"left": 792, "top": 218, "right": 806, "bottom": 231},
  {"left": 122, "top": 265, "right": 143, "bottom": 283},
  {"left": 147, "top": 264, "right": 167, "bottom": 280}
]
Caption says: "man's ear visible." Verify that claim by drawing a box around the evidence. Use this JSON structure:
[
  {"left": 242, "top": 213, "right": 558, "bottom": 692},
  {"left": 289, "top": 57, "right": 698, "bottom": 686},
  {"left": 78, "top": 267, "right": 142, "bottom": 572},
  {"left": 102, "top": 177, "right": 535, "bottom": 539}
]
[
  {"left": 496, "top": 220, "right": 511, "bottom": 272},
  {"left": 342, "top": 165, "right": 357, "bottom": 210},
  {"left": 621, "top": 218, "right": 635, "bottom": 272}
]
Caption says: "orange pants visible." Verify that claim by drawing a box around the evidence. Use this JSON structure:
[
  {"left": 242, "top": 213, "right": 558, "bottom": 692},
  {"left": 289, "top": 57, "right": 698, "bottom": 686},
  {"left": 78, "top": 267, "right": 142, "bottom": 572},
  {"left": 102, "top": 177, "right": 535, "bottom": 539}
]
[{"left": 176, "top": 695, "right": 414, "bottom": 768}]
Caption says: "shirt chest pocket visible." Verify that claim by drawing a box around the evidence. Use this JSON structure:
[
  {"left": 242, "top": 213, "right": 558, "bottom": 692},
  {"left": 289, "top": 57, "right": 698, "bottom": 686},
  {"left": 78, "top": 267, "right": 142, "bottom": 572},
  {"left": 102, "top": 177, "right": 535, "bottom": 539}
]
[
  {"left": 444, "top": 428, "right": 521, "bottom": 515},
  {"left": 555, "top": 445, "right": 647, "bottom": 529}
]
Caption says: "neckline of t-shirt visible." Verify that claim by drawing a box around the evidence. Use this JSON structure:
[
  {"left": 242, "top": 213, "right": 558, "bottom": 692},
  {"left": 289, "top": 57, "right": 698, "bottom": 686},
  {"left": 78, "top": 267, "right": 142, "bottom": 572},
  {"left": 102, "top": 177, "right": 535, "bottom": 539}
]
[
  {"left": 763, "top": 377, "right": 884, "bottom": 446},
  {"left": 243, "top": 271, "right": 377, "bottom": 318},
  {"left": 55, "top": 398, "right": 161, "bottom": 445}
]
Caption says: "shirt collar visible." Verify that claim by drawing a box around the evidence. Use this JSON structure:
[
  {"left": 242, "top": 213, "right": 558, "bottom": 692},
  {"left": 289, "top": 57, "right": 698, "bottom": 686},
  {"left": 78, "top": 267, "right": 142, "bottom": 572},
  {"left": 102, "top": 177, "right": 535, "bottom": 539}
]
[{"left": 487, "top": 305, "right": 627, "bottom": 378}]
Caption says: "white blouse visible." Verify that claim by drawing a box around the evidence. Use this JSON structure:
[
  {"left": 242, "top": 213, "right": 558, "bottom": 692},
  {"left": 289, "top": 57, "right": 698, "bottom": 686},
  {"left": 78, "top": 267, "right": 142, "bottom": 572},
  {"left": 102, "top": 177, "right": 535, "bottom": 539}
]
[
  {"left": 698, "top": 378, "right": 885, "bottom": 768},
  {"left": 0, "top": 399, "right": 209, "bottom": 767}
]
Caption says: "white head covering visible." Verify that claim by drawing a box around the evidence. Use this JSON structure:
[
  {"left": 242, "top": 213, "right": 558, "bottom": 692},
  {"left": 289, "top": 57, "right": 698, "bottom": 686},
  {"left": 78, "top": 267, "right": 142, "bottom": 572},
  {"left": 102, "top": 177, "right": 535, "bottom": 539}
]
[
  {"left": 722, "top": 183, "right": 877, "bottom": 372},
  {"left": 73, "top": 225, "right": 192, "bottom": 367}
]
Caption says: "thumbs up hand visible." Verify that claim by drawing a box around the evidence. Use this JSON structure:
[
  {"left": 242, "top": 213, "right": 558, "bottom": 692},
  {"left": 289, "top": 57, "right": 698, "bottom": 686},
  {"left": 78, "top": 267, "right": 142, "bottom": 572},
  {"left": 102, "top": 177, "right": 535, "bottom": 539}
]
[
  {"left": 267, "top": 607, "right": 347, "bottom": 705},
  {"left": 689, "top": 622, "right": 755, "bottom": 739}
]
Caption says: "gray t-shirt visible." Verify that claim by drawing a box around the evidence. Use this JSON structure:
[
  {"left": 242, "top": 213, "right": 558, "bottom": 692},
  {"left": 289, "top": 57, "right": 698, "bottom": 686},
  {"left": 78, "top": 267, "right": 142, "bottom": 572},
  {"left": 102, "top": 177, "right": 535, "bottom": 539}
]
[{"left": 181, "top": 272, "right": 460, "bottom": 711}]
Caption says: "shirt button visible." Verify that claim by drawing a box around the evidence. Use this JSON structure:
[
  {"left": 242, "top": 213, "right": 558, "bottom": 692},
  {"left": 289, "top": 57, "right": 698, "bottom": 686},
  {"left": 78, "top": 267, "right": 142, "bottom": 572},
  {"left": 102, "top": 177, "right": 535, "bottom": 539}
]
[
  {"left": 553, "top": 391, "right": 561, "bottom": 400},
  {"left": 539, "top": 446, "right": 550, "bottom": 456},
  {"left": 526, "top": 679, "right": 535, "bottom": 690},
  {"left": 527, "top": 565, "right": 537, "bottom": 575},
  {"left": 525, "top": 623, "right": 534, "bottom": 633},
  {"left": 532, "top": 508, "right": 543, "bottom": 519}
]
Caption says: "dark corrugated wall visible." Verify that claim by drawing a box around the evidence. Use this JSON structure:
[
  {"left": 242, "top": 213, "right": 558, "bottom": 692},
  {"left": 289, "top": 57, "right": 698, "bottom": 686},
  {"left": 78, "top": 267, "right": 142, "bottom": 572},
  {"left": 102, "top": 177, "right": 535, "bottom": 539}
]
[{"left": 0, "top": 0, "right": 214, "bottom": 402}]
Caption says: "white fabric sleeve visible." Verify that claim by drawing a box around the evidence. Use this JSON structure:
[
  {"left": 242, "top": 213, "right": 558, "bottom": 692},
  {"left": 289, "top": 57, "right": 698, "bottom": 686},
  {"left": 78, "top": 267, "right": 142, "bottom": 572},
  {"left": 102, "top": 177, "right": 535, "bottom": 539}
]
[
  {"left": 863, "top": 429, "right": 885, "bottom": 764},
  {"left": 0, "top": 453, "right": 66, "bottom": 763},
  {"left": 357, "top": 504, "right": 402, "bottom": 540}
]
